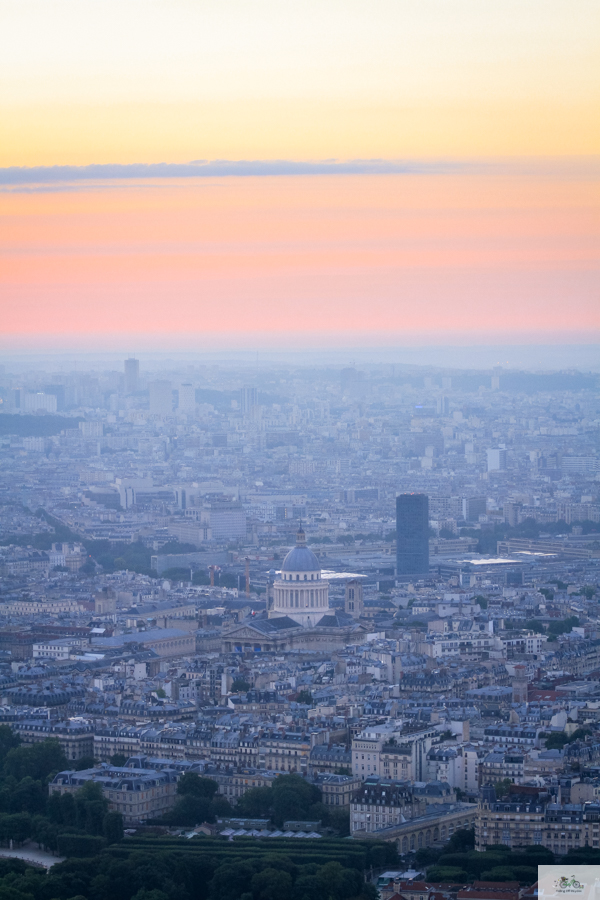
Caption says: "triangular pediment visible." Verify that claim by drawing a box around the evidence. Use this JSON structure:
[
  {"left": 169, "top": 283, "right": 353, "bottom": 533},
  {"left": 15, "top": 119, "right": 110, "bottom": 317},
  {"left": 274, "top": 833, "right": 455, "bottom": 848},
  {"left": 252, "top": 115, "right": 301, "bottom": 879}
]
[{"left": 223, "top": 623, "right": 267, "bottom": 639}]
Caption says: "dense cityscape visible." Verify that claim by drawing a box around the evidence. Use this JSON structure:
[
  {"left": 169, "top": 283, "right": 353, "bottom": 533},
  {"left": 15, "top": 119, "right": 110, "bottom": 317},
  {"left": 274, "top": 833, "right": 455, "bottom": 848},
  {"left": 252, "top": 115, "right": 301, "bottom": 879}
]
[{"left": 0, "top": 355, "right": 597, "bottom": 897}]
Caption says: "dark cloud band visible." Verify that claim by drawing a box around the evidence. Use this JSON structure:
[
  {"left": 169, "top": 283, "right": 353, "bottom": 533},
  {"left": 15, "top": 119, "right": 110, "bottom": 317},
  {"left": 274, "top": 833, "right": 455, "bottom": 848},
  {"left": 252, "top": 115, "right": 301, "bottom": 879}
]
[
  {"left": 0, "top": 157, "right": 597, "bottom": 187},
  {"left": 0, "top": 159, "right": 463, "bottom": 185}
]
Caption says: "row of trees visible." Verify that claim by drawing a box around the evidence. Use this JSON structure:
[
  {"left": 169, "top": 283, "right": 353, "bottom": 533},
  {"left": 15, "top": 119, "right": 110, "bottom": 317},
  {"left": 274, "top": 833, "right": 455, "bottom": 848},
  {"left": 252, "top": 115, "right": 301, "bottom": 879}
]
[
  {"left": 416, "top": 835, "right": 553, "bottom": 885},
  {"left": 233, "top": 773, "right": 350, "bottom": 834},
  {"left": 0, "top": 847, "right": 378, "bottom": 900},
  {"left": 159, "top": 773, "right": 350, "bottom": 835}
]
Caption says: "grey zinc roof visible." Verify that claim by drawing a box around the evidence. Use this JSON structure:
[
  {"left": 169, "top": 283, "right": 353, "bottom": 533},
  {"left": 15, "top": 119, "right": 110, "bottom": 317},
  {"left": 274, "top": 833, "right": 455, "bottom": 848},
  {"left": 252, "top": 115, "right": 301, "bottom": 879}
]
[{"left": 281, "top": 546, "right": 321, "bottom": 572}]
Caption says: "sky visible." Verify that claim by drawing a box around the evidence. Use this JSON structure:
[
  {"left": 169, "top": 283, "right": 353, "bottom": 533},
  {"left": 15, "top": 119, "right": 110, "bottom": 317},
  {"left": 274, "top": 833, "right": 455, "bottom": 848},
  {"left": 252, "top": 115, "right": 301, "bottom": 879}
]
[{"left": 1, "top": 0, "right": 599, "bottom": 350}]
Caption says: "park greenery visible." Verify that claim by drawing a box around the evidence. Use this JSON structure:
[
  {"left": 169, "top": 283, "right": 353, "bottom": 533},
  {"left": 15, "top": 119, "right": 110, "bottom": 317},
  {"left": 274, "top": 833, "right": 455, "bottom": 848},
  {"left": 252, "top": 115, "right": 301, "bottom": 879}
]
[
  {"left": 233, "top": 773, "right": 350, "bottom": 834},
  {"left": 418, "top": 833, "right": 553, "bottom": 885},
  {"left": 0, "top": 727, "right": 123, "bottom": 857}
]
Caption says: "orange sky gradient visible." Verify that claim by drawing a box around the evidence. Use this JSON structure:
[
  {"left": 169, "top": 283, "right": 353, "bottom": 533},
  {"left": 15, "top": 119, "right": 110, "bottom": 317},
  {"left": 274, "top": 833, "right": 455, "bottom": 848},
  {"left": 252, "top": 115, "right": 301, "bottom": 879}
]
[
  {"left": 1, "top": 171, "right": 598, "bottom": 347},
  {"left": 2, "top": 1, "right": 599, "bottom": 347}
]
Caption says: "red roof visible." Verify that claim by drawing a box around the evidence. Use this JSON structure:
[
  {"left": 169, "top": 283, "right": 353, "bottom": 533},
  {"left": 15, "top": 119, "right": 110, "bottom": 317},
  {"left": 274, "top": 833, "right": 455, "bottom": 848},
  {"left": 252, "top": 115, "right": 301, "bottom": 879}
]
[
  {"left": 528, "top": 689, "right": 558, "bottom": 701},
  {"left": 458, "top": 892, "right": 518, "bottom": 900},
  {"left": 473, "top": 884, "right": 520, "bottom": 891}
]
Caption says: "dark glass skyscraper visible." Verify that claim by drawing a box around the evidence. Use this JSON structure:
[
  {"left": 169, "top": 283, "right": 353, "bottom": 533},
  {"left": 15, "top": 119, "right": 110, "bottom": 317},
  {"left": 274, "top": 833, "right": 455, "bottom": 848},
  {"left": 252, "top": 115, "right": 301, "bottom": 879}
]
[{"left": 396, "top": 493, "right": 429, "bottom": 576}]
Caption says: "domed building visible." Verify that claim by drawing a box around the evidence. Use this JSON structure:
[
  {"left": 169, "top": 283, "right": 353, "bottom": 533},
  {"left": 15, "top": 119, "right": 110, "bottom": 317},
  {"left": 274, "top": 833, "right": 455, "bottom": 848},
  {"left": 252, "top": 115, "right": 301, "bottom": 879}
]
[
  {"left": 221, "top": 527, "right": 367, "bottom": 655},
  {"left": 269, "top": 527, "right": 330, "bottom": 628}
]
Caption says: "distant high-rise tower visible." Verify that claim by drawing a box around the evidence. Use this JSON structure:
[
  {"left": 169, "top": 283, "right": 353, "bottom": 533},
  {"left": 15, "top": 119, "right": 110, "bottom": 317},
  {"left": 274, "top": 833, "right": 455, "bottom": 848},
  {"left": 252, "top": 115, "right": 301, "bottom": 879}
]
[
  {"left": 240, "top": 385, "right": 258, "bottom": 415},
  {"left": 512, "top": 664, "right": 528, "bottom": 704},
  {"left": 178, "top": 383, "right": 196, "bottom": 412},
  {"left": 487, "top": 448, "right": 507, "bottom": 472},
  {"left": 345, "top": 579, "right": 364, "bottom": 618},
  {"left": 149, "top": 380, "right": 172, "bottom": 416},
  {"left": 396, "top": 493, "right": 429, "bottom": 577},
  {"left": 124, "top": 358, "right": 139, "bottom": 394},
  {"left": 462, "top": 495, "right": 487, "bottom": 522}
]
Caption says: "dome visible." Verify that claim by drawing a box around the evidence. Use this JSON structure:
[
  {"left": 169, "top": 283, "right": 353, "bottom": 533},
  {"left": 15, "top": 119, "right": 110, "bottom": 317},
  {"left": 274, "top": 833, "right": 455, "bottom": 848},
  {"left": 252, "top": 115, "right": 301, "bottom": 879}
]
[{"left": 281, "top": 527, "right": 320, "bottom": 572}]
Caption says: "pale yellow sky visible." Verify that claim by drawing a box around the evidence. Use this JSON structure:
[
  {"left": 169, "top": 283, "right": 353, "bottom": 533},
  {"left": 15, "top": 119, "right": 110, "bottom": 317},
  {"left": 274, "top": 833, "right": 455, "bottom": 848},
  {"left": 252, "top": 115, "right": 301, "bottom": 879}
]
[{"left": 2, "top": 0, "right": 599, "bottom": 165}]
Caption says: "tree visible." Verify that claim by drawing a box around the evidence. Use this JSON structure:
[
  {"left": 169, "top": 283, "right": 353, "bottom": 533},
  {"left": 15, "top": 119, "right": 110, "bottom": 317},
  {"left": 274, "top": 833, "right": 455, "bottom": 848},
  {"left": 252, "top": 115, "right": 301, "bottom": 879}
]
[
  {"left": 235, "top": 786, "right": 273, "bottom": 818},
  {"left": 110, "top": 754, "right": 127, "bottom": 767},
  {"left": 3, "top": 740, "right": 67, "bottom": 782},
  {"left": 544, "top": 732, "right": 569, "bottom": 750},
  {"left": 415, "top": 847, "right": 442, "bottom": 867},
  {"left": 9, "top": 778, "right": 45, "bottom": 815},
  {"left": 0, "top": 728, "right": 20, "bottom": 766},
  {"left": 0, "top": 813, "right": 31, "bottom": 845},
  {"left": 494, "top": 779, "right": 513, "bottom": 799},
  {"left": 426, "top": 867, "right": 468, "bottom": 883},
  {"left": 57, "top": 833, "right": 106, "bottom": 857},
  {"left": 548, "top": 616, "right": 579, "bottom": 636},
  {"left": 521, "top": 845, "right": 554, "bottom": 864},
  {"left": 316, "top": 861, "right": 362, "bottom": 900},
  {"left": 103, "top": 811, "right": 124, "bottom": 845},
  {"left": 74, "top": 782, "right": 108, "bottom": 835},
  {"left": 271, "top": 774, "right": 321, "bottom": 826},
  {"left": 251, "top": 868, "right": 293, "bottom": 900},
  {"left": 177, "top": 773, "right": 218, "bottom": 799},
  {"left": 210, "top": 860, "right": 257, "bottom": 900},
  {"left": 322, "top": 807, "right": 350, "bottom": 836},
  {"left": 231, "top": 678, "right": 251, "bottom": 693},
  {"left": 296, "top": 690, "right": 313, "bottom": 705},
  {"left": 131, "top": 891, "right": 170, "bottom": 900},
  {"left": 73, "top": 756, "right": 96, "bottom": 771},
  {"left": 569, "top": 728, "right": 592, "bottom": 742}
]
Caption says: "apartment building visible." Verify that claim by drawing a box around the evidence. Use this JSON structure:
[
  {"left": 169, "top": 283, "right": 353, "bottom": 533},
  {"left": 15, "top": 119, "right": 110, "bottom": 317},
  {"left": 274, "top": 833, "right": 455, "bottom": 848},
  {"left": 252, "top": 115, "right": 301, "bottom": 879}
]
[
  {"left": 479, "top": 750, "right": 525, "bottom": 786},
  {"left": 352, "top": 726, "right": 436, "bottom": 781},
  {"left": 351, "top": 778, "right": 422, "bottom": 834},
  {"left": 50, "top": 764, "right": 179, "bottom": 824},
  {"left": 259, "top": 730, "right": 312, "bottom": 774},
  {"left": 316, "top": 773, "right": 361, "bottom": 808},
  {"left": 12, "top": 717, "right": 94, "bottom": 761}
]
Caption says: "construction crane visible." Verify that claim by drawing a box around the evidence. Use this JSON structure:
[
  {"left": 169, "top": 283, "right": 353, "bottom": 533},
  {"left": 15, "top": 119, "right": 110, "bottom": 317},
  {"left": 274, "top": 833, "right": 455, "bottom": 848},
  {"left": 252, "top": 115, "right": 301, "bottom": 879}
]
[{"left": 245, "top": 556, "right": 250, "bottom": 596}]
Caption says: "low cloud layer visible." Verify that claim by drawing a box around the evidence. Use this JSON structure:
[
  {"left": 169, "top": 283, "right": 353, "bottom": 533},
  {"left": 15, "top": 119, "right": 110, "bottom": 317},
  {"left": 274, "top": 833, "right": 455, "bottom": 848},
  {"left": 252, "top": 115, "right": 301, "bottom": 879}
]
[
  {"left": 0, "top": 159, "right": 464, "bottom": 185},
  {"left": 1, "top": 157, "right": 597, "bottom": 189}
]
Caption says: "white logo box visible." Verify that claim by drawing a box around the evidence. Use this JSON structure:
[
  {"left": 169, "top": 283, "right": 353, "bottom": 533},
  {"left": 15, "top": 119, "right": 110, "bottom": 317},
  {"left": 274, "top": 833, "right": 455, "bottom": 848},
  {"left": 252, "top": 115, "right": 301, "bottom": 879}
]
[{"left": 539, "top": 866, "right": 600, "bottom": 900}]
